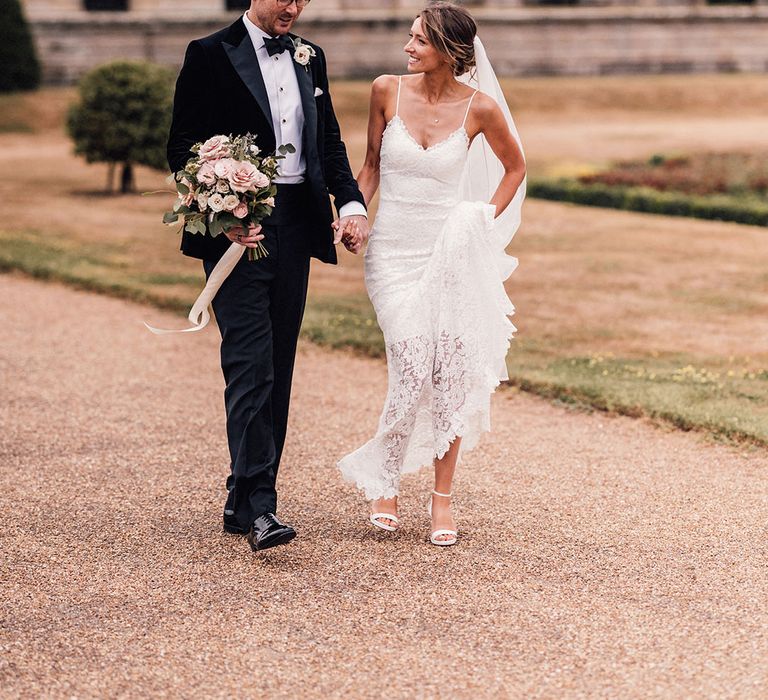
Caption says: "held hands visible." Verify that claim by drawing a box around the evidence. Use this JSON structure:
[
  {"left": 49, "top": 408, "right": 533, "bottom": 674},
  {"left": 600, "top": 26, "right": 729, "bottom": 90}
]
[
  {"left": 333, "top": 215, "right": 369, "bottom": 254},
  {"left": 225, "top": 217, "right": 369, "bottom": 254},
  {"left": 225, "top": 223, "right": 264, "bottom": 249}
]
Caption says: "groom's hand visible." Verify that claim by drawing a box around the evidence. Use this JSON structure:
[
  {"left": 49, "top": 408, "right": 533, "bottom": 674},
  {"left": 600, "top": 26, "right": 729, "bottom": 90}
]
[
  {"left": 225, "top": 224, "right": 264, "bottom": 249},
  {"left": 335, "top": 215, "right": 369, "bottom": 254}
]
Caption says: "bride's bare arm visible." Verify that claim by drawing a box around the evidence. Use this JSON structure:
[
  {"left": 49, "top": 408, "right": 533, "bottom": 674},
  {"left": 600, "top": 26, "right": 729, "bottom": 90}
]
[
  {"left": 469, "top": 94, "right": 526, "bottom": 218},
  {"left": 356, "top": 75, "right": 395, "bottom": 206}
]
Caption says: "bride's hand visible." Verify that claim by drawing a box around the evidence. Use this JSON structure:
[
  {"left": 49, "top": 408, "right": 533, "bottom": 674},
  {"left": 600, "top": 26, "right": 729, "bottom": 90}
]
[
  {"left": 333, "top": 217, "right": 363, "bottom": 254},
  {"left": 338, "top": 215, "right": 368, "bottom": 254},
  {"left": 225, "top": 224, "right": 264, "bottom": 249}
]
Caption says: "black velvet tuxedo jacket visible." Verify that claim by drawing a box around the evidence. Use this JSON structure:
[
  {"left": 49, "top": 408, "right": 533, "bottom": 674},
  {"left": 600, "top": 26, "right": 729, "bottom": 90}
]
[{"left": 167, "top": 18, "right": 365, "bottom": 264}]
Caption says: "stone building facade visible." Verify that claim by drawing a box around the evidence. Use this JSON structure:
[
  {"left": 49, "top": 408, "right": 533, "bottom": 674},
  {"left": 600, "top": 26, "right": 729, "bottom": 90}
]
[{"left": 21, "top": 0, "right": 768, "bottom": 83}]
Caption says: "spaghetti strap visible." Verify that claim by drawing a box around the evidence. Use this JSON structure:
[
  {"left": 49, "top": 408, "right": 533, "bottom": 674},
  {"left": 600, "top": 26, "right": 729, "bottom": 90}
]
[
  {"left": 461, "top": 89, "right": 479, "bottom": 128},
  {"left": 395, "top": 76, "right": 402, "bottom": 116}
]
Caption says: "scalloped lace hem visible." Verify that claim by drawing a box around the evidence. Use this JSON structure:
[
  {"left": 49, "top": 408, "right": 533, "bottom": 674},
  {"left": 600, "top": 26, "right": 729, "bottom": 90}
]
[{"left": 337, "top": 322, "right": 514, "bottom": 502}]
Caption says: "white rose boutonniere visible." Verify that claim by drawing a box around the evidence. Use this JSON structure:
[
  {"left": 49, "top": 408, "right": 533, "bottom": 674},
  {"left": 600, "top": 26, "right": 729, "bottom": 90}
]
[{"left": 291, "top": 38, "right": 316, "bottom": 70}]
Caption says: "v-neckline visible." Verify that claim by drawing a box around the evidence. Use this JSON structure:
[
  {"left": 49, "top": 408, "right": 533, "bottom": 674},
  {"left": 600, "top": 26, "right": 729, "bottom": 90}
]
[{"left": 387, "top": 115, "right": 467, "bottom": 152}]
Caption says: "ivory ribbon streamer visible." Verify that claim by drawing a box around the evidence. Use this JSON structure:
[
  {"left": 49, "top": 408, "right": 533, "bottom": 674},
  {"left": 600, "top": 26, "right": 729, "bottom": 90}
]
[{"left": 144, "top": 242, "right": 246, "bottom": 334}]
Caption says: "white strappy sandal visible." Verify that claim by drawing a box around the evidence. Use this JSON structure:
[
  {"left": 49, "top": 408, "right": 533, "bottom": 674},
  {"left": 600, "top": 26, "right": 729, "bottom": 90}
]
[
  {"left": 427, "top": 490, "right": 458, "bottom": 546},
  {"left": 369, "top": 511, "right": 400, "bottom": 532}
]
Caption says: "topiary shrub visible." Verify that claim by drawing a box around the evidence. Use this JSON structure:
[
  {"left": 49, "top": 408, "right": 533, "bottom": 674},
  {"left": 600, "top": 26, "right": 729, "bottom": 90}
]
[
  {"left": 67, "top": 61, "right": 174, "bottom": 193},
  {"left": 0, "top": 0, "right": 41, "bottom": 92}
]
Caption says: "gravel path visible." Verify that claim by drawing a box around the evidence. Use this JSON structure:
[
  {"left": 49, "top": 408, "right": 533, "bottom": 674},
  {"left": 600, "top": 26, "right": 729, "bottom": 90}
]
[{"left": 2, "top": 273, "right": 767, "bottom": 699}]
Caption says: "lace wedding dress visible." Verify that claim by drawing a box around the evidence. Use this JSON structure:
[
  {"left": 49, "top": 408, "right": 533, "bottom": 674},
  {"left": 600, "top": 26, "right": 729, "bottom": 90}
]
[{"left": 337, "top": 76, "right": 520, "bottom": 501}]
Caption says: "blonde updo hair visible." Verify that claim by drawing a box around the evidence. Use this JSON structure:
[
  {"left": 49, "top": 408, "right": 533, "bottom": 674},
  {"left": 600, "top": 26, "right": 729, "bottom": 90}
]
[{"left": 419, "top": 2, "right": 477, "bottom": 77}]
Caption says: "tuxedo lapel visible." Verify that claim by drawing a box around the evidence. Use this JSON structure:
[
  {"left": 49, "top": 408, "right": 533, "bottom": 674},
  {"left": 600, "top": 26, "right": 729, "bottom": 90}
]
[
  {"left": 292, "top": 53, "right": 318, "bottom": 163},
  {"left": 223, "top": 21, "right": 274, "bottom": 136}
]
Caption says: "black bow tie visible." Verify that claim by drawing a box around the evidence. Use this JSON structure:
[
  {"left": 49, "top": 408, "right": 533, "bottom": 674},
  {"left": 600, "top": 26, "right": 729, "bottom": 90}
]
[{"left": 264, "top": 35, "right": 293, "bottom": 57}]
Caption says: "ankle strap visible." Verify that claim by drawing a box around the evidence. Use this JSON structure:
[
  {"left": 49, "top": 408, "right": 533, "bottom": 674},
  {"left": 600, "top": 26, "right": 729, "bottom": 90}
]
[{"left": 432, "top": 490, "right": 452, "bottom": 498}]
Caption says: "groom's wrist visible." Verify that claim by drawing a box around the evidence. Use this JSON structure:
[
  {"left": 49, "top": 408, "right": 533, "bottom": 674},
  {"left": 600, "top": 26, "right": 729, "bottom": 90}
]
[{"left": 338, "top": 201, "right": 367, "bottom": 219}]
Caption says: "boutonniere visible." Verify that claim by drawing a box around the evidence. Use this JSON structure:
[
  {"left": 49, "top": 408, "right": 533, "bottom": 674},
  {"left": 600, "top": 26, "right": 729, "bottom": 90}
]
[{"left": 291, "top": 38, "right": 316, "bottom": 71}]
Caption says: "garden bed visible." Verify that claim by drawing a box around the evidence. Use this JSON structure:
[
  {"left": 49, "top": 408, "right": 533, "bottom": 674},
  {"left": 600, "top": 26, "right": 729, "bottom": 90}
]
[{"left": 531, "top": 152, "right": 768, "bottom": 226}]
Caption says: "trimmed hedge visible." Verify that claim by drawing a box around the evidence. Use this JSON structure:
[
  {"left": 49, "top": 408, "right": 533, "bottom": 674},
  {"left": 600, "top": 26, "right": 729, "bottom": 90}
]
[
  {"left": 529, "top": 179, "right": 768, "bottom": 227},
  {"left": 0, "top": 0, "right": 41, "bottom": 92}
]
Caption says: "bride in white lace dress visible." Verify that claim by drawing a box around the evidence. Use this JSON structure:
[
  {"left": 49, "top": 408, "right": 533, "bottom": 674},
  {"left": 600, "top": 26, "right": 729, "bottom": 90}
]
[{"left": 337, "top": 2, "right": 526, "bottom": 545}]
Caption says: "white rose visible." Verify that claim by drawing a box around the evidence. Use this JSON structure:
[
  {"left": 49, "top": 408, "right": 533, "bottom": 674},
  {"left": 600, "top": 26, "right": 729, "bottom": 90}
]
[
  {"left": 216, "top": 179, "right": 230, "bottom": 194},
  {"left": 294, "top": 45, "right": 312, "bottom": 66},
  {"left": 223, "top": 194, "right": 240, "bottom": 211},
  {"left": 208, "top": 193, "right": 225, "bottom": 212}
]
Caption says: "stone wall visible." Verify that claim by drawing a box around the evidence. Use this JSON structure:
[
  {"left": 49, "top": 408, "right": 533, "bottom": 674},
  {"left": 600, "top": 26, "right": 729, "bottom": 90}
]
[
  {"left": 25, "top": 4, "right": 768, "bottom": 84},
  {"left": 20, "top": 0, "right": 768, "bottom": 17}
]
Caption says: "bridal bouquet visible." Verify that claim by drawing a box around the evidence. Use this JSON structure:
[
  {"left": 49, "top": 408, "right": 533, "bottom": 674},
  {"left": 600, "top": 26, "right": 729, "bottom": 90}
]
[{"left": 163, "top": 133, "right": 294, "bottom": 261}]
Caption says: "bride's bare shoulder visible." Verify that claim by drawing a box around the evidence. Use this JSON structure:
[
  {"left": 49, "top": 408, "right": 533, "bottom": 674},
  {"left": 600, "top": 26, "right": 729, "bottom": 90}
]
[
  {"left": 369, "top": 75, "right": 400, "bottom": 114},
  {"left": 465, "top": 91, "right": 508, "bottom": 139},
  {"left": 371, "top": 74, "right": 400, "bottom": 96},
  {"left": 469, "top": 90, "right": 500, "bottom": 116}
]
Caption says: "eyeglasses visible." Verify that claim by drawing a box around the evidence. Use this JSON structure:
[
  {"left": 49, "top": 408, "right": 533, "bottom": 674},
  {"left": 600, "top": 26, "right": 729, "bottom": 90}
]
[{"left": 276, "top": 0, "right": 311, "bottom": 7}]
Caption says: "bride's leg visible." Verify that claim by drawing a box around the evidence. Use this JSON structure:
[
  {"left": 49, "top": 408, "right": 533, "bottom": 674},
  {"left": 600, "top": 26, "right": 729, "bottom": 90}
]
[
  {"left": 371, "top": 496, "right": 399, "bottom": 529},
  {"left": 432, "top": 438, "right": 460, "bottom": 542},
  {"left": 366, "top": 336, "right": 430, "bottom": 532}
]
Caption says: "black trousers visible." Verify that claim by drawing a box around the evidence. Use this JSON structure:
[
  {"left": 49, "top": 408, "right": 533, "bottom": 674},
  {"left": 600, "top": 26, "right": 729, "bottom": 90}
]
[{"left": 203, "top": 184, "right": 312, "bottom": 529}]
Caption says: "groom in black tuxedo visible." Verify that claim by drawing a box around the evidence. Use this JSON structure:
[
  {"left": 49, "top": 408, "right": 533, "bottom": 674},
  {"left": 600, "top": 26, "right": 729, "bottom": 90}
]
[{"left": 167, "top": 0, "right": 368, "bottom": 551}]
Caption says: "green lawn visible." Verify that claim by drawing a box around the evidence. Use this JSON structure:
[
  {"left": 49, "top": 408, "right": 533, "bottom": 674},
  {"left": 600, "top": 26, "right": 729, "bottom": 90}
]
[{"left": 2, "top": 228, "right": 767, "bottom": 447}]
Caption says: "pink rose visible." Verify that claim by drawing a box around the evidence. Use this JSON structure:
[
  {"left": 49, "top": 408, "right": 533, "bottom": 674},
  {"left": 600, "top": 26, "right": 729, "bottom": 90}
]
[
  {"left": 175, "top": 178, "right": 195, "bottom": 208},
  {"left": 197, "top": 162, "right": 215, "bottom": 185},
  {"left": 213, "top": 158, "right": 236, "bottom": 179},
  {"left": 228, "top": 161, "right": 260, "bottom": 193},
  {"left": 233, "top": 201, "right": 248, "bottom": 219},
  {"left": 198, "top": 135, "right": 231, "bottom": 161},
  {"left": 253, "top": 169, "right": 270, "bottom": 189}
]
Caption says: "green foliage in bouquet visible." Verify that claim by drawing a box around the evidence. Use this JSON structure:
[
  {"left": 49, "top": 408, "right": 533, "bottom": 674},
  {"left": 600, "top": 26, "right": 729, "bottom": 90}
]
[
  {"left": 0, "top": 0, "right": 41, "bottom": 93},
  {"left": 67, "top": 61, "right": 174, "bottom": 193}
]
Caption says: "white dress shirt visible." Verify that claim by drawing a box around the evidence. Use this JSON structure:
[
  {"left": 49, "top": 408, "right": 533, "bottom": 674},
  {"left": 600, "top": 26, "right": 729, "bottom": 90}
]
[{"left": 242, "top": 13, "right": 366, "bottom": 219}]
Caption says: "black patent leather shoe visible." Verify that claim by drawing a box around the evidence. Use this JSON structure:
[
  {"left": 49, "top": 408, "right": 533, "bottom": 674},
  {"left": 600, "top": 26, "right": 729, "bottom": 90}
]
[
  {"left": 223, "top": 511, "right": 249, "bottom": 535},
  {"left": 247, "top": 513, "right": 296, "bottom": 552}
]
